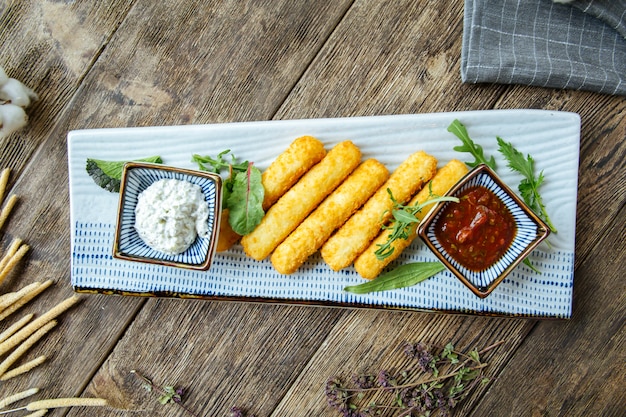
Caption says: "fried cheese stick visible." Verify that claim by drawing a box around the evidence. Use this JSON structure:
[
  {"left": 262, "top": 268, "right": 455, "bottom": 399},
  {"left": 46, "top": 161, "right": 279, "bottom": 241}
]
[
  {"left": 241, "top": 141, "right": 361, "bottom": 261},
  {"left": 262, "top": 135, "right": 327, "bottom": 209},
  {"left": 354, "top": 159, "right": 468, "bottom": 279},
  {"left": 321, "top": 151, "right": 438, "bottom": 271},
  {"left": 216, "top": 135, "right": 327, "bottom": 252},
  {"left": 271, "top": 159, "right": 389, "bottom": 274}
]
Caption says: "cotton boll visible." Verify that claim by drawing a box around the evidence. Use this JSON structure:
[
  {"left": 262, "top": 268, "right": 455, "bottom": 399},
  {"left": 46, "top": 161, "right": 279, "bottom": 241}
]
[
  {"left": 0, "top": 78, "right": 39, "bottom": 107},
  {"left": 0, "top": 103, "right": 28, "bottom": 138}
]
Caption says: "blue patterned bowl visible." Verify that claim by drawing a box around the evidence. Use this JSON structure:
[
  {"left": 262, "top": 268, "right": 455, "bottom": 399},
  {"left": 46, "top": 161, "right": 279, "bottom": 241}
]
[
  {"left": 417, "top": 164, "right": 550, "bottom": 298},
  {"left": 113, "top": 162, "right": 222, "bottom": 271}
]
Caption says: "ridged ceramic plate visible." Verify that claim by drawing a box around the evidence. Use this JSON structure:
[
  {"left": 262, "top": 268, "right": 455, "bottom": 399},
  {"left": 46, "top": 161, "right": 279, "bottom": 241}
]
[{"left": 67, "top": 110, "right": 580, "bottom": 318}]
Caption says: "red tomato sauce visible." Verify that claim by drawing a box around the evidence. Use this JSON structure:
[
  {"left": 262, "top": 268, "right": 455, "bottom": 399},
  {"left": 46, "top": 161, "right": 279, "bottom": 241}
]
[{"left": 434, "top": 185, "right": 517, "bottom": 271}]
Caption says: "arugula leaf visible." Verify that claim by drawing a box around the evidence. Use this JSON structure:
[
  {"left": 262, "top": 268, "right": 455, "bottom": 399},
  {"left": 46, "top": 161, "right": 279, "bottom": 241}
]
[
  {"left": 86, "top": 156, "right": 162, "bottom": 192},
  {"left": 192, "top": 150, "right": 249, "bottom": 173},
  {"left": 193, "top": 150, "right": 264, "bottom": 235},
  {"left": 496, "top": 137, "right": 557, "bottom": 233},
  {"left": 447, "top": 119, "right": 496, "bottom": 169},
  {"left": 343, "top": 262, "right": 446, "bottom": 294}
]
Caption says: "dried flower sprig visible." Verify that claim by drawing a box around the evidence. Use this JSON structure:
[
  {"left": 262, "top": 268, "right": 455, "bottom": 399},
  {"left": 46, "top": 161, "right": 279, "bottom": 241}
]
[
  {"left": 131, "top": 370, "right": 198, "bottom": 417},
  {"left": 230, "top": 406, "right": 257, "bottom": 417},
  {"left": 325, "top": 340, "right": 504, "bottom": 417}
]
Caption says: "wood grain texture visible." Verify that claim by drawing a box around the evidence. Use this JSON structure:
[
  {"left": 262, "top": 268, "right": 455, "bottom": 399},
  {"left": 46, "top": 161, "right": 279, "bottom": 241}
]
[{"left": 0, "top": 0, "right": 623, "bottom": 416}]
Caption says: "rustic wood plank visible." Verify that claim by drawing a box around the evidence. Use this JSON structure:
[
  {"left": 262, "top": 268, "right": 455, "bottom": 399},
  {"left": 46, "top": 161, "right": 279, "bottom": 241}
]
[
  {"left": 84, "top": 300, "right": 344, "bottom": 416},
  {"left": 271, "top": 310, "right": 535, "bottom": 416},
  {"left": 0, "top": 0, "right": 146, "bottom": 408},
  {"left": 0, "top": 0, "right": 622, "bottom": 416},
  {"left": 26, "top": 0, "right": 356, "bottom": 415},
  {"left": 0, "top": 0, "right": 135, "bottom": 176},
  {"left": 60, "top": 0, "right": 353, "bottom": 128},
  {"left": 274, "top": 0, "right": 508, "bottom": 120}
]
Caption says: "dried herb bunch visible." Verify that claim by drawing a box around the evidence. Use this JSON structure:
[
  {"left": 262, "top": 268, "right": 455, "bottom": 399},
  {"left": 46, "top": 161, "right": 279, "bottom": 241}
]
[{"left": 325, "top": 340, "right": 503, "bottom": 417}]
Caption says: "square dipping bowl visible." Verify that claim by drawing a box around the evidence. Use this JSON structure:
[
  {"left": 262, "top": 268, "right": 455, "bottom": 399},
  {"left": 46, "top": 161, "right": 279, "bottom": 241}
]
[
  {"left": 417, "top": 164, "right": 550, "bottom": 298},
  {"left": 113, "top": 162, "right": 222, "bottom": 271}
]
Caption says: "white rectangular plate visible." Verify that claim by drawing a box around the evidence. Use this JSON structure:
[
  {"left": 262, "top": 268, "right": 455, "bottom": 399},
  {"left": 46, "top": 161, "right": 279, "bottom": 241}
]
[{"left": 68, "top": 110, "right": 580, "bottom": 318}]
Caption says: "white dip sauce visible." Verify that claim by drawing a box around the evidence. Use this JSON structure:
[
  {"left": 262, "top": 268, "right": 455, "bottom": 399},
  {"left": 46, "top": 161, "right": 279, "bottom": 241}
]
[{"left": 134, "top": 178, "right": 209, "bottom": 255}]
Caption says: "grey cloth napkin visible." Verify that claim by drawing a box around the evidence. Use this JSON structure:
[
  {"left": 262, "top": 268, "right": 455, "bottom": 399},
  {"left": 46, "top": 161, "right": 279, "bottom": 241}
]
[{"left": 461, "top": 0, "right": 626, "bottom": 95}]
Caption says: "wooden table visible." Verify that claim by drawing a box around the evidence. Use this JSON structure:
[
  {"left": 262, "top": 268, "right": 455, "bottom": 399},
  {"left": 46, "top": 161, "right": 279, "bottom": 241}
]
[{"left": 1, "top": 1, "right": 624, "bottom": 416}]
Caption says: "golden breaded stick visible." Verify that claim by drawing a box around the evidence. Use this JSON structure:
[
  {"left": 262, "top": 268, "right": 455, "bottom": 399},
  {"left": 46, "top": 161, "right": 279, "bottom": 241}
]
[
  {"left": 241, "top": 141, "right": 361, "bottom": 261},
  {"left": 321, "top": 151, "right": 438, "bottom": 271},
  {"left": 354, "top": 159, "right": 468, "bottom": 279},
  {"left": 271, "top": 159, "right": 389, "bottom": 274},
  {"left": 216, "top": 209, "right": 242, "bottom": 252},
  {"left": 216, "top": 136, "right": 326, "bottom": 252},
  {"left": 262, "top": 135, "right": 326, "bottom": 209}
]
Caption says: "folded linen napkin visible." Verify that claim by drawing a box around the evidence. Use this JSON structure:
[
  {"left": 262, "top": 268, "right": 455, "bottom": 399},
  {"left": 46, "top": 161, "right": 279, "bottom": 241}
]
[{"left": 461, "top": 0, "right": 626, "bottom": 95}]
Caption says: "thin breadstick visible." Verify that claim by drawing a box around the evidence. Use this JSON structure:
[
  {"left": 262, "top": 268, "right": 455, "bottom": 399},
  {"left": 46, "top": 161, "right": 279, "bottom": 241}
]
[
  {"left": 0, "top": 320, "right": 57, "bottom": 376},
  {"left": 0, "top": 168, "right": 9, "bottom": 205},
  {"left": 26, "top": 397, "right": 108, "bottom": 411},
  {"left": 0, "top": 237, "right": 22, "bottom": 272},
  {"left": 241, "top": 141, "right": 362, "bottom": 260},
  {"left": 0, "top": 280, "right": 53, "bottom": 322},
  {"left": 0, "top": 387, "right": 39, "bottom": 409},
  {"left": 0, "top": 243, "right": 29, "bottom": 286},
  {"left": 354, "top": 159, "right": 469, "bottom": 279},
  {"left": 321, "top": 151, "right": 438, "bottom": 271},
  {"left": 262, "top": 135, "right": 327, "bottom": 209},
  {"left": 0, "top": 292, "right": 17, "bottom": 311},
  {"left": 23, "top": 410, "right": 48, "bottom": 417},
  {"left": 0, "top": 282, "right": 41, "bottom": 310},
  {"left": 0, "top": 313, "right": 33, "bottom": 343},
  {"left": 0, "top": 295, "right": 80, "bottom": 356},
  {"left": 271, "top": 159, "right": 389, "bottom": 274},
  {"left": 0, "top": 194, "right": 18, "bottom": 231},
  {"left": 0, "top": 355, "right": 47, "bottom": 381}
]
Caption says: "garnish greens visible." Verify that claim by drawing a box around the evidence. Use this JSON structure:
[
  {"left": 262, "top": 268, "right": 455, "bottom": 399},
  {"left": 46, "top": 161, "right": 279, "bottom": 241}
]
[
  {"left": 86, "top": 156, "right": 163, "bottom": 192},
  {"left": 447, "top": 119, "right": 557, "bottom": 272},
  {"left": 375, "top": 186, "right": 459, "bottom": 261},
  {"left": 497, "top": 137, "right": 557, "bottom": 233},
  {"left": 192, "top": 150, "right": 264, "bottom": 236},
  {"left": 448, "top": 119, "right": 496, "bottom": 169},
  {"left": 344, "top": 261, "right": 446, "bottom": 294},
  {"left": 131, "top": 370, "right": 198, "bottom": 416},
  {"left": 326, "top": 340, "right": 504, "bottom": 416}
]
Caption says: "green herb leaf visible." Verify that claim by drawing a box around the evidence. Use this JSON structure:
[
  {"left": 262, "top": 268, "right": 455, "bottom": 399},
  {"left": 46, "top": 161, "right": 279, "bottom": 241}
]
[
  {"left": 447, "top": 119, "right": 496, "bottom": 169},
  {"left": 375, "top": 187, "right": 459, "bottom": 261},
  {"left": 226, "top": 165, "right": 265, "bottom": 235},
  {"left": 191, "top": 150, "right": 249, "bottom": 173},
  {"left": 194, "top": 150, "right": 264, "bottom": 235},
  {"left": 442, "top": 343, "right": 459, "bottom": 364},
  {"left": 158, "top": 386, "right": 181, "bottom": 405},
  {"left": 86, "top": 156, "right": 163, "bottom": 192},
  {"left": 343, "top": 262, "right": 446, "bottom": 294},
  {"left": 469, "top": 349, "right": 480, "bottom": 363},
  {"left": 496, "top": 137, "right": 557, "bottom": 233}
]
